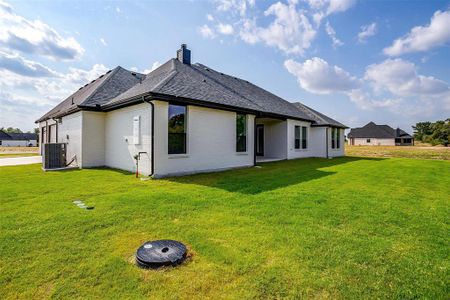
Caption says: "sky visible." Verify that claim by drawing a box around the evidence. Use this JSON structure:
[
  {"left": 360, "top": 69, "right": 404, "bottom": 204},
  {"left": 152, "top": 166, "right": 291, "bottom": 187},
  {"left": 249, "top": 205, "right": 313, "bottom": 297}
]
[{"left": 1, "top": 0, "right": 450, "bottom": 133}]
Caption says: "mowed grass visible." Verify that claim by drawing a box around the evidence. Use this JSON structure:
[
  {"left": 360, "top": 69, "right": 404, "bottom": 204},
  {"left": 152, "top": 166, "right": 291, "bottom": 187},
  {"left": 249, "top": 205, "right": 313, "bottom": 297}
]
[
  {"left": 0, "top": 153, "right": 39, "bottom": 158},
  {"left": 346, "top": 145, "right": 450, "bottom": 160},
  {"left": 0, "top": 157, "right": 449, "bottom": 299}
]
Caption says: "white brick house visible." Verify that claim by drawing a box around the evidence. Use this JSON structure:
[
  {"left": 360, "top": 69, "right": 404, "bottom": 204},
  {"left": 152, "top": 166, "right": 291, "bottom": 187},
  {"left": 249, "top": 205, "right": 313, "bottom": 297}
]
[{"left": 37, "top": 45, "right": 346, "bottom": 177}]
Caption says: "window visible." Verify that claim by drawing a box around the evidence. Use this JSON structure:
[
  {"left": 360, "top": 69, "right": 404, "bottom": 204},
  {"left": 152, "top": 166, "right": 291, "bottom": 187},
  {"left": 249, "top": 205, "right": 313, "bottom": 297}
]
[
  {"left": 294, "top": 126, "right": 300, "bottom": 149},
  {"left": 301, "top": 126, "right": 307, "bottom": 149},
  {"left": 331, "top": 128, "right": 336, "bottom": 149},
  {"left": 366, "top": 138, "right": 371, "bottom": 143},
  {"left": 168, "top": 104, "right": 187, "bottom": 154},
  {"left": 336, "top": 128, "right": 340, "bottom": 149},
  {"left": 236, "top": 113, "right": 247, "bottom": 152},
  {"left": 395, "top": 138, "right": 401, "bottom": 144},
  {"left": 404, "top": 138, "right": 411, "bottom": 144}
]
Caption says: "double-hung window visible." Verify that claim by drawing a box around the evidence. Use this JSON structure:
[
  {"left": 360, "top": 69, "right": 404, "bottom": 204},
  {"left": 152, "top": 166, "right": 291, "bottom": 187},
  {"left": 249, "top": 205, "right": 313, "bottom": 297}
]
[
  {"left": 168, "top": 104, "right": 187, "bottom": 154},
  {"left": 331, "top": 128, "right": 340, "bottom": 149},
  {"left": 236, "top": 113, "right": 247, "bottom": 152},
  {"left": 336, "top": 128, "right": 340, "bottom": 149},
  {"left": 294, "top": 126, "right": 301, "bottom": 149},
  {"left": 295, "top": 125, "right": 308, "bottom": 149},
  {"left": 301, "top": 126, "right": 307, "bottom": 149},
  {"left": 331, "top": 128, "right": 336, "bottom": 149}
]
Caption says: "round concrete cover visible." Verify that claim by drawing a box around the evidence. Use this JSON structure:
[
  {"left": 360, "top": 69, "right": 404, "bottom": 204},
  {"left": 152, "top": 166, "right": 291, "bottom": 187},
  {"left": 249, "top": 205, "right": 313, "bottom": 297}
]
[{"left": 136, "top": 240, "right": 187, "bottom": 268}]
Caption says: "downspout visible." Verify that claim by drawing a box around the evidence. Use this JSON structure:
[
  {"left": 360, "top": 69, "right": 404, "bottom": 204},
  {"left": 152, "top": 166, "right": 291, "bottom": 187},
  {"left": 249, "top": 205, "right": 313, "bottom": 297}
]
[
  {"left": 142, "top": 96, "right": 155, "bottom": 177},
  {"left": 253, "top": 116, "right": 257, "bottom": 166}
]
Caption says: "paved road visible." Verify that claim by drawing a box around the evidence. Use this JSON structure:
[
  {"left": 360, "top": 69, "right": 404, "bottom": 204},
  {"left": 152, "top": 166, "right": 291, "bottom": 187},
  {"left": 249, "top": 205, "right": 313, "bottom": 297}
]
[{"left": 0, "top": 156, "right": 42, "bottom": 166}]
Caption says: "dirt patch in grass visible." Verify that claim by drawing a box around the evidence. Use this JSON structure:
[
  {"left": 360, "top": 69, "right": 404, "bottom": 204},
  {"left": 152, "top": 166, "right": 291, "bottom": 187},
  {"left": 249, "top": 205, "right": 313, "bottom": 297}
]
[{"left": 346, "top": 145, "right": 450, "bottom": 160}]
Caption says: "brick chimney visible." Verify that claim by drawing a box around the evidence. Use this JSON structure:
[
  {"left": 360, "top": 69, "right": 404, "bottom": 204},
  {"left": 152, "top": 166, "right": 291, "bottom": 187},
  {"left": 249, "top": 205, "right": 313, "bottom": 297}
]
[{"left": 177, "top": 44, "right": 191, "bottom": 65}]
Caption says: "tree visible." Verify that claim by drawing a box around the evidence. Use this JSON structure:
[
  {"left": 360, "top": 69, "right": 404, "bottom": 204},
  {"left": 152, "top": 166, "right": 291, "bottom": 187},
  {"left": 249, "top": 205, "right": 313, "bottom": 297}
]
[
  {"left": 413, "top": 119, "right": 450, "bottom": 146},
  {"left": 0, "top": 127, "right": 23, "bottom": 133}
]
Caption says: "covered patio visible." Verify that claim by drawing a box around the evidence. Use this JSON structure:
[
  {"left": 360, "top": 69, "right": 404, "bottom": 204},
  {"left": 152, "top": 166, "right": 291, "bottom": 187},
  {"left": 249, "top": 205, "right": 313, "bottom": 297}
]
[{"left": 255, "top": 117, "right": 287, "bottom": 163}]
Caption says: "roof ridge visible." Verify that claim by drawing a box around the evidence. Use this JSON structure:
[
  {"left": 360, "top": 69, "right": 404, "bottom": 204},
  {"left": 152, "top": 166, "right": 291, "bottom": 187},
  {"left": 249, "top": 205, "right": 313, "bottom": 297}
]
[
  {"left": 80, "top": 66, "right": 120, "bottom": 106},
  {"left": 152, "top": 59, "right": 179, "bottom": 93}
]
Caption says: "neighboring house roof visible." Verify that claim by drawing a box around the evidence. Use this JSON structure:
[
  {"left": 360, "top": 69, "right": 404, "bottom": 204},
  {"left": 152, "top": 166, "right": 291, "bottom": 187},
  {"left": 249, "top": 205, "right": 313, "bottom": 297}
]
[
  {"left": 37, "top": 45, "right": 346, "bottom": 128},
  {"left": 0, "top": 131, "right": 37, "bottom": 140},
  {"left": 347, "top": 122, "right": 413, "bottom": 139},
  {"left": 36, "top": 67, "right": 145, "bottom": 122},
  {"left": 0, "top": 130, "right": 12, "bottom": 140},
  {"left": 292, "top": 102, "right": 346, "bottom": 128}
]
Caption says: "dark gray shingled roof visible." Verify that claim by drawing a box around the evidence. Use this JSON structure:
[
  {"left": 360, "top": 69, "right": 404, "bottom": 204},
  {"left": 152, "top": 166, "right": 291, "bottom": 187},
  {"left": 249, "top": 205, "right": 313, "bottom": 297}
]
[
  {"left": 292, "top": 102, "right": 347, "bottom": 128},
  {"left": 38, "top": 46, "right": 346, "bottom": 127},
  {"left": 0, "top": 131, "right": 37, "bottom": 140},
  {"left": 8, "top": 133, "right": 38, "bottom": 140},
  {"left": 0, "top": 130, "right": 12, "bottom": 140},
  {"left": 104, "top": 58, "right": 315, "bottom": 121},
  {"left": 348, "top": 122, "right": 413, "bottom": 138},
  {"left": 36, "top": 67, "right": 144, "bottom": 122}
]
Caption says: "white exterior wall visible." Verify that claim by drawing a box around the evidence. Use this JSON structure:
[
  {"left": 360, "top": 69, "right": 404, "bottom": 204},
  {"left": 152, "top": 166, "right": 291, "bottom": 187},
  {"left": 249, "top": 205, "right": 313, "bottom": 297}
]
[
  {"left": 256, "top": 119, "right": 287, "bottom": 159},
  {"left": 104, "top": 103, "right": 152, "bottom": 175},
  {"left": 153, "top": 101, "right": 255, "bottom": 177},
  {"left": 82, "top": 112, "right": 105, "bottom": 167},
  {"left": 352, "top": 138, "right": 395, "bottom": 146},
  {"left": 57, "top": 112, "right": 83, "bottom": 166},
  {"left": 309, "top": 127, "right": 327, "bottom": 158},
  {"left": 1, "top": 140, "right": 37, "bottom": 147},
  {"left": 328, "top": 128, "right": 345, "bottom": 157},
  {"left": 287, "top": 119, "right": 313, "bottom": 159}
]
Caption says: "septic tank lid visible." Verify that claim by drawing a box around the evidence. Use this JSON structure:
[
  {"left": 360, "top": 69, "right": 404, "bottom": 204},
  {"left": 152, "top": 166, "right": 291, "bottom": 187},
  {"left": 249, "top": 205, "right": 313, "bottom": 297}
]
[{"left": 136, "top": 240, "right": 187, "bottom": 269}]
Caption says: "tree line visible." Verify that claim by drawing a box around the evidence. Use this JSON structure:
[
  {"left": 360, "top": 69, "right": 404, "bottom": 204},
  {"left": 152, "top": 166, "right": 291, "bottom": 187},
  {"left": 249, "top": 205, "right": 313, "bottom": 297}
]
[
  {"left": 0, "top": 127, "right": 39, "bottom": 134},
  {"left": 413, "top": 119, "right": 450, "bottom": 146}
]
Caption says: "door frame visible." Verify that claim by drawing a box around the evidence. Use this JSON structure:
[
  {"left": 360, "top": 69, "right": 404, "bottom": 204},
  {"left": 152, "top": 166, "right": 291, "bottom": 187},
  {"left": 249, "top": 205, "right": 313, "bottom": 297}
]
[{"left": 256, "top": 124, "right": 264, "bottom": 156}]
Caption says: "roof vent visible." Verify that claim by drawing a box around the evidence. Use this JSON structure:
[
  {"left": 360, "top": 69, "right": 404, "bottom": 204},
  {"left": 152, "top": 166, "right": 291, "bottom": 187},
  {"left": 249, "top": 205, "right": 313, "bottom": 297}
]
[
  {"left": 71, "top": 97, "right": 74, "bottom": 105},
  {"left": 131, "top": 72, "right": 137, "bottom": 76},
  {"left": 177, "top": 44, "right": 191, "bottom": 65}
]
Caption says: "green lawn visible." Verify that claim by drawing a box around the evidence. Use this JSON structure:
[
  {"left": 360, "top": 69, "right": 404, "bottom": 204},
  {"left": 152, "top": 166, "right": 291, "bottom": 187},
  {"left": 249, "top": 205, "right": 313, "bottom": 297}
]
[
  {"left": 0, "top": 157, "right": 448, "bottom": 299},
  {"left": 0, "top": 153, "right": 39, "bottom": 158}
]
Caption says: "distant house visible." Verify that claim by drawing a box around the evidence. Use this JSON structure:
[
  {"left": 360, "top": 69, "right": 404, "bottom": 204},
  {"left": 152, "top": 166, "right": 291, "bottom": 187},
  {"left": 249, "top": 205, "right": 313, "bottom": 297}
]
[
  {"left": 348, "top": 122, "right": 413, "bottom": 146},
  {"left": 0, "top": 131, "right": 38, "bottom": 147},
  {"left": 36, "top": 44, "right": 346, "bottom": 177}
]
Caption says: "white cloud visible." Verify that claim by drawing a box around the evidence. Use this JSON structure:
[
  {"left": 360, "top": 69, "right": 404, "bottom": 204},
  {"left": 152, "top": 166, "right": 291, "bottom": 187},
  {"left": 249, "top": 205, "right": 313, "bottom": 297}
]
[
  {"left": 100, "top": 38, "right": 107, "bottom": 46},
  {"left": 364, "top": 58, "right": 449, "bottom": 96},
  {"left": 0, "top": 63, "right": 111, "bottom": 130},
  {"left": 325, "top": 21, "right": 343, "bottom": 48},
  {"left": 65, "top": 63, "right": 109, "bottom": 85},
  {"left": 384, "top": 9, "right": 450, "bottom": 56},
  {"left": 207, "top": 14, "right": 214, "bottom": 21},
  {"left": 217, "top": 23, "right": 234, "bottom": 35},
  {"left": 116, "top": 6, "right": 121, "bottom": 13},
  {"left": 239, "top": 1, "right": 316, "bottom": 55},
  {"left": 358, "top": 22, "right": 377, "bottom": 43},
  {"left": 0, "top": 51, "right": 59, "bottom": 77},
  {"left": 347, "top": 89, "right": 402, "bottom": 111},
  {"left": 143, "top": 61, "right": 161, "bottom": 74},
  {"left": 284, "top": 57, "right": 360, "bottom": 94},
  {"left": 285, "top": 56, "right": 450, "bottom": 116},
  {"left": 199, "top": 24, "right": 216, "bottom": 39},
  {"left": 305, "top": 0, "right": 356, "bottom": 25},
  {"left": 0, "top": 1, "right": 84, "bottom": 60},
  {"left": 215, "top": 0, "right": 255, "bottom": 16}
]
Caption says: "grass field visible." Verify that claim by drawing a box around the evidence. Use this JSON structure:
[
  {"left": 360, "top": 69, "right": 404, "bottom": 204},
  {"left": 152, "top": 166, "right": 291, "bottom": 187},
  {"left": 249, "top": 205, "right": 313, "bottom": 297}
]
[
  {"left": 0, "top": 153, "right": 39, "bottom": 158},
  {"left": 346, "top": 145, "right": 450, "bottom": 160},
  {"left": 0, "top": 158, "right": 449, "bottom": 299},
  {"left": 0, "top": 146, "right": 39, "bottom": 153}
]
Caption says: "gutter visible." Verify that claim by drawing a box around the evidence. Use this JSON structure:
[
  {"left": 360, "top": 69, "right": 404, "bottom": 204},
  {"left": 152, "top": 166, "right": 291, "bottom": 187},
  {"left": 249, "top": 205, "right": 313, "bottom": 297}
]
[{"left": 142, "top": 96, "right": 155, "bottom": 177}]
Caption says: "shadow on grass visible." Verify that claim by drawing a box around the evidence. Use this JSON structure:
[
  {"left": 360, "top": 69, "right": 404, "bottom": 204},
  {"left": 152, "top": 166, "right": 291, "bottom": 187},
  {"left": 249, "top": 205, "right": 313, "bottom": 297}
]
[{"left": 167, "top": 156, "right": 384, "bottom": 195}]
